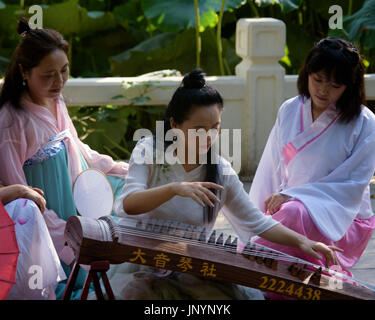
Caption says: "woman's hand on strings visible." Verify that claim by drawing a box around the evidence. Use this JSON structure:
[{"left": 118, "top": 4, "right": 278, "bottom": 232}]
[
  {"left": 264, "top": 193, "right": 292, "bottom": 214},
  {"left": 171, "top": 182, "right": 223, "bottom": 207},
  {"left": 298, "top": 239, "right": 344, "bottom": 268},
  {"left": 260, "top": 224, "right": 344, "bottom": 268}
]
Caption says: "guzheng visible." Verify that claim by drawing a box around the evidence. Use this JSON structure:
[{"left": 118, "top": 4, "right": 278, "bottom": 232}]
[{"left": 63, "top": 215, "right": 375, "bottom": 300}]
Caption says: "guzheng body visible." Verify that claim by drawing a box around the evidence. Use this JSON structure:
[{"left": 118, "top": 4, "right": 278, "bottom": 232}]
[{"left": 63, "top": 215, "right": 375, "bottom": 300}]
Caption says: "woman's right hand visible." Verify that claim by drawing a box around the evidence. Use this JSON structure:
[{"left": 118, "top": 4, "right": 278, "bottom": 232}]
[
  {"left": 170, "top": 182, "right": 223, "bottom": 207},
  {"left": 298, "top": 238, "right": 343, "bottom": 268},
  {"left": 19, "top": 185, "right": 47, "bottom": 213}
]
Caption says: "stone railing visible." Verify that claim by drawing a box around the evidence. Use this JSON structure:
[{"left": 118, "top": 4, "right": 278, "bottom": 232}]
[{"left": 3, "top": 18, "right": 375, "bottom": 178}]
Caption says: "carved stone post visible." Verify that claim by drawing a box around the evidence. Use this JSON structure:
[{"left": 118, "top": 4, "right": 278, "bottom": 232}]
[{"left": 235, "top": 18, "right": 286, "bottom": 178}]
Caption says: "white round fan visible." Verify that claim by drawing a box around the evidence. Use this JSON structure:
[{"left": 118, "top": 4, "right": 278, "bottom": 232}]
[{"left": 73, "top": 168, "right": 114, "bottom": 218}]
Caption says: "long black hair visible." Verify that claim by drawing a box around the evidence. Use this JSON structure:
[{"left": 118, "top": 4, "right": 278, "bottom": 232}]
[
  {"left": 297, "top": 37, "right": 365, "bottom": 123},
  {"left": 0, "top": 17, "right": 69, "bottom": 110},
  {"left": 163, "top": 69, "right": 224, "bottom": 223}
]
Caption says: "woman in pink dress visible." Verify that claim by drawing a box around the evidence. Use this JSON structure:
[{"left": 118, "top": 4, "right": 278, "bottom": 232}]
[
  {"left": 249, "top": 38, "right": 375, "bottom": 298},
  {"left": 0, "top": 18, "right": 128, "bottom": 299}
]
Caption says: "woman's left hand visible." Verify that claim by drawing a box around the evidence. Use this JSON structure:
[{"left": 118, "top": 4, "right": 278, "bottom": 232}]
[
  {"left": 259, "top": 224, "right": 344, "bottom": 268},
  {"left": 264, "top": 193, "right": 292, "bottom": 214}
]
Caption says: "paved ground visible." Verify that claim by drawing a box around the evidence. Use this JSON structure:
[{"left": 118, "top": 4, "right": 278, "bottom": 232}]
[{"left": 213, "top": 180, "right": 375, "bottom": 289}]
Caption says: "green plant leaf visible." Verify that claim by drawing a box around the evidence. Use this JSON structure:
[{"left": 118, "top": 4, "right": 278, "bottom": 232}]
[
  {"left": 308, "top": 0, "right": 364, "bottom": 19},
  {"left": 141, "top": 0, "right": 244, "bottom": 32},
  {"left": 254, "top": 0, "right": 302, "bottom": 13},
  {"left": 70, "top": 105, "right": 136, "bottom": 159},
  {"left": 344, "top": 0, "right": 375, "bottom": 48},
  {"left": 0, "top": 3, "right": 22, "bottom": 34},
  {"left": 113, "top": 1, "right": 142, "bottom": 29},
  {"left": 42, "top": 0, "right": 116, "bottom": 36},
  {"left": 327, "top": 27, "right": 350, "bottom": 40},
  {"left": 79, "top": 10, "right": 116, "bottom": 35},
  {"left": 110, "top": 27, "right": 240, "bottom": 76},
  {"left": 285, "top": 24, "right": 320, "bottom": 74}
]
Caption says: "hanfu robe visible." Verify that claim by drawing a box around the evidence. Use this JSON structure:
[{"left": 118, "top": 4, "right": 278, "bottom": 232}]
[
  {"left": 0, "top": 93, "right": 129, "bottom": 299},
  {"left": 249, "top": 95, "right": 375, "bottom": 270},
  {"left": 86, "top": 136, "right": 279, "bottom": 300},
  {"left": 4, "top": 198, "right": 66, "bottom": 300}
]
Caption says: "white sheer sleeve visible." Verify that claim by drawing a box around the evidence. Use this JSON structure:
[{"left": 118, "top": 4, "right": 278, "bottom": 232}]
[
  {"left": 113, "top": 138, "right": 152, "bottom": 216},
  {"left": 219, "top": 159, "right": 279, "bottom": 243}
]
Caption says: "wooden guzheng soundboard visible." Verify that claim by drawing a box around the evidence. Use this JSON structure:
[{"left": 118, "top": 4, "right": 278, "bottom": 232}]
[{"left": 62, "top": 215, "right": 375, "bottom": 300}]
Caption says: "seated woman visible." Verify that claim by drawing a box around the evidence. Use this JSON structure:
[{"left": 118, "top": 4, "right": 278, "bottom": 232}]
[
  {"left": 0, "top": 18, "right": 128, "bottom": 299},
  {"left": 100, "top": 69, "right": 341, "bottom": 300},
  {"left": 0, "top": 182, "right": 65, "bottom": 300},
  {"left": 249, "top": 38, "right": 375, "bottom": 298}
]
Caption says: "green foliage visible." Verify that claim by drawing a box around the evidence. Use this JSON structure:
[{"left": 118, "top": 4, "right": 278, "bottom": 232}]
[
  {"left": 42, "top": 0, "right": 116, "bottom": 36},
  {"left": 110, "top": 27, "right": 238, "bottom": 76},
  {"left": 141, "top": 0, "right": 244, "bottom": 32},
  {"left": 69, "top": 75, "right": 168, "bottom": 160},
  {"left": 1, "top": 0, "right": 373, "bottom": 77},
  {"left": 255, "top": 0, "right": 302, "bottom": 13},
  {"left": 327, "top": 0, "right": 375, "bottom": 72},
  {"left": 69, "top": 102, "right": 165, "bottom": 160},
  {"left": 1, "top": 0, "right": 374, "bottom": 160},
  {"left": 70, "top": 105, "right": 136, "bottom": 160}
]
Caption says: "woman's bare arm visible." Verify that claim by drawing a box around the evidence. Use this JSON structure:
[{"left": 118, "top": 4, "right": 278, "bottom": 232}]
[
  {"left": 0, "top": 184, "right": 46, "bottom": 212},
  {"left": 259, "top": 223, "right": 343, "bottom": 267},
  {"left": 123, "top": 181, "right": 223, "bottom": 215}
]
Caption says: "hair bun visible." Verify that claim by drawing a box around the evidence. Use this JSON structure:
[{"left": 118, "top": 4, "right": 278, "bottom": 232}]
[
  {"left": 182, "top": 69, "right": 206, "bottom": 89},
  {"left": 17, "top": 17, "right": 31, "bottom": 36}
]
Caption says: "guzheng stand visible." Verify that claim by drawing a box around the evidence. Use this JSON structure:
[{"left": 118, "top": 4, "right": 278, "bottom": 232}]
[{"left": 62, "top": 260, "right": 115, "bottom": 300}]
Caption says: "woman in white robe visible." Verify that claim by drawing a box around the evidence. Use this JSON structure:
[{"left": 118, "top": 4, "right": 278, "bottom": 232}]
[
  {"left": 249, "top": 38, "right": 375, "bottom": 291},
  {"left": 98, "top": 69, "right": 341, "bottom": 300}
]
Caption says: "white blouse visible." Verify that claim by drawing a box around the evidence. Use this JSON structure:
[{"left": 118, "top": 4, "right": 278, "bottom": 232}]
[{"left": 114, "top": 137, "right": 278, "bottom": 243}]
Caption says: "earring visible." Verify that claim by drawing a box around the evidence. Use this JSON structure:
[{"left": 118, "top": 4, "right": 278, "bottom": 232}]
[{"left": 22, "top": 79, "right": 26, "bottom": 86}]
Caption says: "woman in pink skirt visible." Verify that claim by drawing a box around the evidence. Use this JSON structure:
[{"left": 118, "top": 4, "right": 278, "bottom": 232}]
[{"left": 249, "top": 38, "right": 375, "bottom": 298}]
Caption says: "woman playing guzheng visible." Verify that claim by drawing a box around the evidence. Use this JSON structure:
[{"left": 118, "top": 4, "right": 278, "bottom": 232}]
[
  {"left": 0, "top": 182, "right": 65, "bottom": 299},
  {"left": 0, "top": 18, "right": 128, "bottom": 299},
  {"left": 249, "top": 38, "right": 375, "bottom": 299},
  {"left": 107, "top": 69, "right": 342, "bottom": 300}
]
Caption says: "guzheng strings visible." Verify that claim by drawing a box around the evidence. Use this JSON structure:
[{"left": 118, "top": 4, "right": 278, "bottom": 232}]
[{"left": 107, "top": 216, "right": 374, "bottom": 291}]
